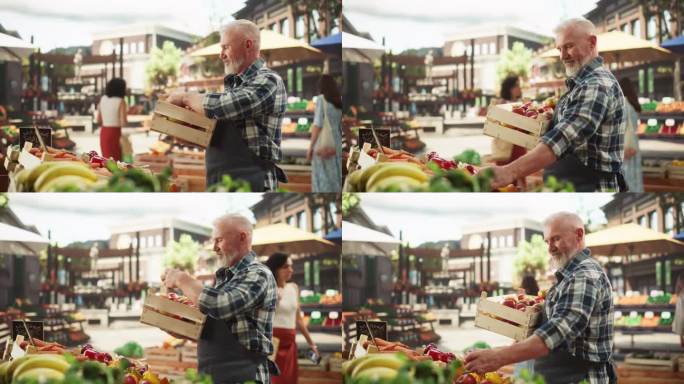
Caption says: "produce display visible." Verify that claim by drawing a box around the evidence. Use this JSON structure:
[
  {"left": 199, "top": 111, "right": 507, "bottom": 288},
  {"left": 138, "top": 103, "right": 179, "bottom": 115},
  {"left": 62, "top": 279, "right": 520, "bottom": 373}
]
[
  {"left": 0, "top": 337, "right": 210, "bottom": 384},
  {"left": 509, "top": 99, "right": 556, "bottom": 121},
  {"left": 341, "top": 348, "right": 511, "bottom": 384},
  {"left": 166, "top": 293, "right": 197, "bottom": 309}
]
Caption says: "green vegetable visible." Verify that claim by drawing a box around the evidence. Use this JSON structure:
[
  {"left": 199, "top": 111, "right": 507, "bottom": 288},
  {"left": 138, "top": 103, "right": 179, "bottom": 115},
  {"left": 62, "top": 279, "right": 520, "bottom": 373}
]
[
  {"left": 453, "top": 149, "right": 481, "bottom": 166},
  {"left": 207, "top": 175, "right": 252, "bottom": 192},
  {"left": 114, "top": 341, "right": 144, "bottom": 358}
]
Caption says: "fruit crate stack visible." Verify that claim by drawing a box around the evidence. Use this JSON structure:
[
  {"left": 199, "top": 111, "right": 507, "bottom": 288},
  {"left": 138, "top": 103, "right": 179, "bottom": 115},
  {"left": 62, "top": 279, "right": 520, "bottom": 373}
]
[
  {"left": 474, "top": 292, "right": 544, "bottom": 341},
  {"left": 140, "top": 292, "right": 207, "bottom": 341},
  {"left": 171, "top": 154, "right": 206, "bottom": 192},
  {"left": 150, "top": 101, "right": 217, "bottom": 148}
]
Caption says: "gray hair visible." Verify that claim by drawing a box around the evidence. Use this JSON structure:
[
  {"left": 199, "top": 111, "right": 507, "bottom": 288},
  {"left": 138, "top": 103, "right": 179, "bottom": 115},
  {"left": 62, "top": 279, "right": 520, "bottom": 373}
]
[
  {"left": 543, "top": 212, "right": 584, "bottom": 231},
  {"left": 213, "top": 213, "right": 253, "bottom": 237},
  {"left": 222, "top": 19, "right": 260, "bottom": 51},
  {"left": 553, "top": 17, "right": 596, "bottom": 37}
]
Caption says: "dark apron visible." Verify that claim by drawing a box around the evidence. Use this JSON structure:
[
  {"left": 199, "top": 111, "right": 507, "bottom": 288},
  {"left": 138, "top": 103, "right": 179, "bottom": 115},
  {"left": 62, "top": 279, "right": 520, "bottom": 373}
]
[
  {"left": 206, "top": 119, "right": 287, "bottom": 192},
  {"left": 544, "top": 153, "right": 628, "bottom": 192},
  {"left": 198, "top": 280, "right": 279, "bottom": 383},
  {"left": 534, "top": 293, "right": 617, "bottom": 384}
]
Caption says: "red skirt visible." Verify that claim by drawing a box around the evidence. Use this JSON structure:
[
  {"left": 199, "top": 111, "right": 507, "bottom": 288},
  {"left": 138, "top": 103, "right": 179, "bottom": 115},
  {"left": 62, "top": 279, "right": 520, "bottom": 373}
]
[
  {"left": 100, "top": 126, "right": 122, "bottom": 161},
  {"left": 272, "top": 328, "right": 297, "bottom": 384}
]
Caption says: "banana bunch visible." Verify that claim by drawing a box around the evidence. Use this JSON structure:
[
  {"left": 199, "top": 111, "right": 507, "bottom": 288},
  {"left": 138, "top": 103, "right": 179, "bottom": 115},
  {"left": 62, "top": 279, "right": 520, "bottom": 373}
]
[
  {"left": 14, "top": 161, "right": 99, "bottom": 192},
  {"left": 342, "top": 353, "right": 404, "bottom": 382},
  {"left": 0, "top": 354, "right": 70, "bottom": 383},
  {"left": 347, "top": 162, "right": 429, "bottom": 192}
]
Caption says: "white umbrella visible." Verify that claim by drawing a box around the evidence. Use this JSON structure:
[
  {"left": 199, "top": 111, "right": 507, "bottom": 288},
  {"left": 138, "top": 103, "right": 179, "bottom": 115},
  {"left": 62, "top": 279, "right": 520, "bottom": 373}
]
[
  {"left": 190, "top": 30, "right": 323, "bottom": 62},
  {"left": 342, "top": 32, "right": 385, "bottom": 63},
  {"left": 0, "top": 32, "right": 36, "bottom": 61},
  {"left": 342, "top": 221, "right": 399, "bottom": 244},
  {"left": 0, "top": 222, "right": 48, "bottom": 244}
]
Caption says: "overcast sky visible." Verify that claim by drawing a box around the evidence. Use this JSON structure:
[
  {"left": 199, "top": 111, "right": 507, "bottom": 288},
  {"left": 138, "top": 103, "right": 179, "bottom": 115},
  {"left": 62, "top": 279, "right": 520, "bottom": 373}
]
[
  {"left": 0, "top": 0, "right": 244, "bottom": 51},
  {"left": 344, "top": 0, "right": 600, "bottom": 52},
  {"left": 7, "top": 193, "right": 263, "bottom": 245},
  {"left": 358, "top": 193, "right": 614, "bottom": 245}
]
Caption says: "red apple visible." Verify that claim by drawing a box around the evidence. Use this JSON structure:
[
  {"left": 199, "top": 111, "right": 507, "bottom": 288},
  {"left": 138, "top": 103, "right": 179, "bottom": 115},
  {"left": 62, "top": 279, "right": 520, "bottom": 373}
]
[
  {"left": 525, "top": 110, "right": 538, "bottom": 118},
  {"left": 526, "top": 300, "right": 536, "bottom": 306},
  {"left": 502, "top": 298, "right": 517, "bottom": 308},
  {"left": 84, "top": 349, "right": 98, "bottom": 360},
  {"left": 123, "top": 374, "right": 138, "bottom": 384},
  {"left": 535, "top": 297, "right": 544, "bottom": 304},
  {"left": 462, "top": 373, "right": 478, "bottom": 384},
  {"left": 516, "top": 302, "right": 527, "bottom": 311},
  {"left": 517, "top": 294, "right": 526, "bottom": 301},
  {"left": 512, "top": 107, "right": 525, "bottom": 115}
]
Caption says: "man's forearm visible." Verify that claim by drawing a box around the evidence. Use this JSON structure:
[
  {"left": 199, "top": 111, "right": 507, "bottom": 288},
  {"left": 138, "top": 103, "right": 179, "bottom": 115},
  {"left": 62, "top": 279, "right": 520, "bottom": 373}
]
[
  {"left": 499, "top": 335, "right": 550, "bottom": 366},
  {"left": 504, "top": 142, "right": 557, "bottom": 180}
]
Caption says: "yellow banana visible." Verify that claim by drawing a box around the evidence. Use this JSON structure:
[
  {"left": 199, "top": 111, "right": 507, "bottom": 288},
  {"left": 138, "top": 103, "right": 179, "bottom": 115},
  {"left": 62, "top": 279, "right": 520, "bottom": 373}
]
[
  {"left": 5, "top": 355, "right": 33, "bottom": 382},
  {"left": 34, "top": 163, "right": 97, "bottom": 192},
  {"left": 354, "top": 366, "right": 398, "bottom": 380},
  {"left": 347, "top": 169, "right": 363, "bottom": 190},
  {"left": 0, "top": 360, "right": 10, "bottom": 384},
  {"left": 38, "top": 174, "right": 96, "bottom": 192},
  {"left": 342, "top": 354, "right": 382, "bottom": 377},
  {"left": 351, "top": 353, "right": 404, "bottom": 378},
  {"left": 15, "top": 367, "right": 65, "bottom": 382},
  {"left": 12, "top": 355, "right": 70, "bottom": 381},
  {"left": 358, "top": 163, "right": 391, "bottom": 192},
  {"left": 367, "top": 175, "right": 425, "bottom": 192},
  {"left": 25, "top": 162, "right": 61, "bottom": 191},
  {"left": 484, "top": 372, "right": 504, "bottom": 384},
  {"left": 12, "top": 168, "right": 30, "bottom": 191},
  {"left": 366, "top": 163, "right": 428, "bottom": 192}
]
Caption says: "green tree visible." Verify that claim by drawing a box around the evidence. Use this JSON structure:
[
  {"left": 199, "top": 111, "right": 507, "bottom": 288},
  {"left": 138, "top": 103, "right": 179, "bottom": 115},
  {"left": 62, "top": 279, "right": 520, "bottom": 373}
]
[
  {"left": 342, "top": 193, "right": 360, "bottom": 217},
  {"left": 513, "top": 234, "right": 548, "bottom": 283},
  {"left": 284, "top": 0, "right": 342, "bottom": 42},
  {"left": 145, "top": 41, "right": 183, "bottom": 92},
  {"left": 163, "top": 234, "right": 201, "bottom": 273},
  {"left": 496, "top": 42, "right": 533, "bottom": 86}
]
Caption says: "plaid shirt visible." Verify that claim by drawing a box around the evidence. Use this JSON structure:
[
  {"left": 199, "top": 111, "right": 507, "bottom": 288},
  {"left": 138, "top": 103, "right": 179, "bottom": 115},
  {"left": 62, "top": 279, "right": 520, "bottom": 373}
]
[
  {"left": 198, "top": 251, "right": 278, "bottom": 384},
  {"left": 203, "top": 59, "right": 287, "bottom": 191},
  {"left": 534, "top": 248, "right": 616, "bottom": 384},
  {"left": 540, "top": 57, "right": 625, "bottom": 192}
]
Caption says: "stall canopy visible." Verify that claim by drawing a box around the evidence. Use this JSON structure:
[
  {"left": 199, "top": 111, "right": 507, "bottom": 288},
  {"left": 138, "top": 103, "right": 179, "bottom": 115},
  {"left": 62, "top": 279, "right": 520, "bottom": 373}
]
[
  {"left": 190, "top": 30, "right": 324, "bottom": 62},
  {"left": 251, "top": 223, "right": 336, "bottom": 256},
  {"left": 586, "top": 223, "right": 684, "bottom": 256},
  {"left": 342, "top": 32, "right": 385, "bottom": 63},
  {"left": 662, "top": 35, "right": 684, "bottom": 55},
  {"left": 311, "top": 32, "right": 341, "bottom": 54},
  {"left": 0, "top": 222, "right": 48, "bottom": 255},
  {"left": 324, "top": 228, "right": 342, "bottom": 242},
  {"left": 0, "top": 32, "right": 36, "bottom": 61},
  {"left": 540, "top": 31, "right": 672, "bottom": 63},
  {"left": 342, "top": 220, "right": 399, "bottom": 257}
]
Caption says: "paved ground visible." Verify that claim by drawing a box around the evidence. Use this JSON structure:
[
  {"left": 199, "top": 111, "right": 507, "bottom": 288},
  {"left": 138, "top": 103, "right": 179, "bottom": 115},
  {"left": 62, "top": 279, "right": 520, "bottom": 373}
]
[
  {"left": 418, "top": 128, "right": 684, "bottom": 160},
  {"left": 435, "top": 320, "right": 683, "bottom": 355},
  {"left": 83, "top": 321, "right": 342, "bottom": 354}
]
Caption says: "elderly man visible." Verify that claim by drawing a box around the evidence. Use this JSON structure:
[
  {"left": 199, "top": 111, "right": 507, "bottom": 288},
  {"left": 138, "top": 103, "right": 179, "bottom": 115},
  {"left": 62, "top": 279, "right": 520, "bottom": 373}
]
[
  {"left": 166, "top": 19, "right": 287, "bottom": 192},
  {"left": 162, "top": 213, "right": 278, "bottom": 384},
  {"left": 486, "top": 18, "right": 626, "bottom": 192},
  {"left": 465, "top": 212, "right": 616, "bottom": 384}
]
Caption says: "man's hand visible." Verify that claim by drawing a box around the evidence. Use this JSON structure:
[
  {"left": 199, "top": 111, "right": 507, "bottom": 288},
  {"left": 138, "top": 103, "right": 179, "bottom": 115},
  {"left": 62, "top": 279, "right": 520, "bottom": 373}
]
[
  {"left": 161, "top": 268, "right": 190, "bottom": 290},
  {"left": 306, "top": 147, "right": 314, "bottom": 162},
  {"left": 161, "top": 91, "right": 186, "bottom": 107},
  {"left": 464, "top": 348, "right": 507, "bottom": 374},
  {"left": 480, "top": 165, "right": 515, "bottom": 189}
]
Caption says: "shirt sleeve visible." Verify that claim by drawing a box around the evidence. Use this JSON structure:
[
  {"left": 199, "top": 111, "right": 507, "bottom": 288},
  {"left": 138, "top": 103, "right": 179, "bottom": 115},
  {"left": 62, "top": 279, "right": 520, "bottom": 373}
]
[
  {"left": 313, "top": 96, "right": 324, "bottom": 127},
  {"left": 198, "top": 268, "right": 268, "bottom": 320},
  {"left": 540, "top": 82, "right": 609, "bottom": 158},
  {"left": 534, "top": 272, "right": 598, "bottom": 351},
  {"left": 202, "top": 73, "right": 280, "bottom": 120}
]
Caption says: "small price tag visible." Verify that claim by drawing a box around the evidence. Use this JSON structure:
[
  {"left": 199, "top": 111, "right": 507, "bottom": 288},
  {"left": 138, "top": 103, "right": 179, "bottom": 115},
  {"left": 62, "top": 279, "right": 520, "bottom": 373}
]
[
  {"left": 629, "top": 311, "right": 638, "bottom": 318},
  {"left": 662, "top": 311, "right": 672, "bottom": 320},
  {"left": 645, "top": 311, "right": 655, "bottom": 319}
]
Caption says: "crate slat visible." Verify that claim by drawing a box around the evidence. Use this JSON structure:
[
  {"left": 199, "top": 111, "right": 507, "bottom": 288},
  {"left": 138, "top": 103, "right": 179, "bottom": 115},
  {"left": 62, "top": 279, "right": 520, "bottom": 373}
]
[
  {"left": 140, "top": 310, "right": 204, "bottom": 340},
  {"left": 487, "top": 105, "right": 547, "bottom": 135},
  {"left": 150, "top": 116, "right": 213, "bottom": 147},
  {"left": 144, "top": 296, "right": 206, "bottom": 323},
  {"left": 483, "top": 121, "right": 539, "bottom": 150},
  {"left": 155, "top": 101, "right": 216, "bottom": 130},
  {"left": 474, "top": 313, "right": 534, "bottom": 341}
]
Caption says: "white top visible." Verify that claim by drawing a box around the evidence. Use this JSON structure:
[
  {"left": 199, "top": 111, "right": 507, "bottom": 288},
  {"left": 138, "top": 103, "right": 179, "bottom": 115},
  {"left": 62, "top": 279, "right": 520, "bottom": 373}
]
[
  {"left": 673, "top": 294, "right": 684, "bottom": 335},
  {"left": 273, "top": 283, "right": 298, "bottom": 329},
  {"left": 99, "top": 96, "right": 123, "bottom": 127}
]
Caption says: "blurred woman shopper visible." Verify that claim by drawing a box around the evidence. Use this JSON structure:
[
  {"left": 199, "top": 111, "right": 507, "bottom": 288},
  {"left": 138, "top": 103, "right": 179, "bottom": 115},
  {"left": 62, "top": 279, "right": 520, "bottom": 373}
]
[
  {"left": 97, "top": 78, "right": 128, "bottom": 161},
  {"left": 308, "top": 75, "right": 342, "bottom": 192},
  {"left": 265, "top": 253, "right": 319, "bottom": 384},
  {"left": 618, "top": 77, "right": 644, "bottom": 192},
  {"left": 492, "top": 75, "right": 527, "bottom": 187},
  {"left": 673, "top": 272, "right": 684, "bottom": 347}
]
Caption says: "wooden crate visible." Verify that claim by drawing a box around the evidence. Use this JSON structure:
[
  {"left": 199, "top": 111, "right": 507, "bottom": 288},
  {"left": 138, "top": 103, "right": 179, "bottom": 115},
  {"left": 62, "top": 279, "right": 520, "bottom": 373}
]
[
  {"left": 474, "top": 292, "right": 542, "bottom": 341},
  {"left": 144, "top": 346, "right": 181, "bottom": 362},
  {"left": 140, "top": 295, "right": 207, "bottom": 341},
  {"left": 180, "top": 342, "right": 197, "bottom": 364},
  {"left": 483, "top": 104, "right": 550, "bottom": 150},
  {"left": 134, "top": 153, "right": 172, "bottom": 174},
  {"left": 298, "top": 369, "right": 343, "bottom": 384},
  {"left": 617, "top": 364, "right": 684, "bottom": 384},
  {"left": 150, "top": 101, "right": 216, "bottom": 147}
]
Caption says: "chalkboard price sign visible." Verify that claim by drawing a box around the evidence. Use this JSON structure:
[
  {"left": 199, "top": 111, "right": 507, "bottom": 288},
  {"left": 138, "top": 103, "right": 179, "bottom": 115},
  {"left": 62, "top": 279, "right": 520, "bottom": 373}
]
[
  {"left": 358, "top": 128, "right": 390, "bottom": 149},
  {"left": 19, "top": 127, "right": 52, "bottom": 150},
  {"left": 356, "top": 320, "right": 387, "bottom": 341},
  {"left": 12, "top": 321, "right": 44, "bottom": 342}
]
